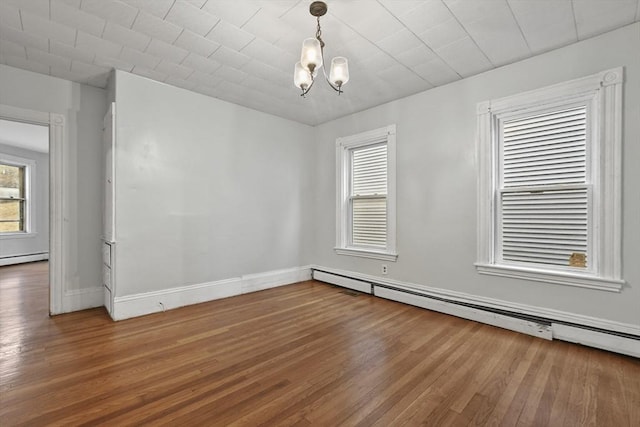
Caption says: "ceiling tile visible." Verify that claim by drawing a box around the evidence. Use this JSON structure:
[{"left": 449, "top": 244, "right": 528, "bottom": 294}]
[
  {"left": 460, "top": 4, "right": 531, "bottom": 65},
  {"left": 119, "top": 46, "right": 161, "bottom": 70},
  {"left": 412, "top": 57, "right": 460, "bottom": 86},
  {"left": 103, "top": 22, "right": 151, "bottom": 52},
  {"left": 174, "top": 30, "right": 220, "bottom": 58},
  {"left": 443, "top": 0, "right": 505, "bottom": 24},
  {"left": 185, "top": 0, "right": 208, "bottom": 9},
  {"left": 417, "top": 18, "right": 468, "bottom": 51},
  {"left": 396, "top": 0, "right": 455, "bottom": 33},
  {"left": 375, "top": 29, "right": 424, "bottom": 56},
  {"left": 188, "top": 70, "right": 222, "bottom": 87},
  {"left": 145, "top": 38, "right": 189, "bottom": 64},
  {"left": 49, "top": 40, "right": 95, "bottom": 63},
  {"left": 21, "top": 11, "right": 77, "bottom": 46},
  {"left": 71, "top": 59, "right": 110, "bottom": 77},
  {"left": 93, "top": 54, "right": 134, "bottom": 72},
  {"left": 181, "top": 53, "right": 221, "bottom": 74},
  {"left": 507, "top": 0, "right": 577, "bottom": 53},
  {"left": 573, "top": 0, "right": 638, "bottom": 39},
  {"left": 164, "top": 75, "right": 197, "bottom": 91},
  {"left": 119, "top": 0, "right": 175, "bottom": 19},
  {"left": 132, "top": 66, "right": 168, "bottom": 83},
  {"left": 132, "top": 11, "right": 183, "bottom": 44},
  {"left": 26, "top": 47, "right": 71, "bottom": 71},
  {"left": 155, "top": 60, "right": 194, "bottom": 80},
  {"left": 76, "top": 31, "right": 123, "bottom": 58},
  {"left": 0, "top": 26, "right": 49, "bottom": 52},
  {"left": 165, "top": 1, "right": 219, "bottom": 36},
  {"left": 201, "top": 1, "right": 260, "bottom": 28},
  {"left": 206, "top": 21, "right": 255, "bottom": 52},
  {"left": 242, "top": 9, "right": 290, "bottom": 44},
  {"left": 210, "top": 46, "right": 251, "bottom": 69},
  {"left": 435, "top": 37, "right": 493, "bottom": 77},
  {"left": 214, "top": 65, "right": 248, "bottom": 84},
  {"left": 241, "top": 38, "right": 296, "bottom": 73},
  {"left": 393, "top": 44, "right": 437, "bottom": 68},
  {"left": 80, "top": 0, "right": 139, "bottom": 29},
  {"left": 0, "top": 3, "right": 22, "bottom": 30},
  {"left": 2, "top": 0, "right": 49, "bottom": 18},
  {"left": 51, "top": 0, "right": 106, "bottom": 37},
  {"left": 0, "top": 40, "right": 27, "bottom": 58}
]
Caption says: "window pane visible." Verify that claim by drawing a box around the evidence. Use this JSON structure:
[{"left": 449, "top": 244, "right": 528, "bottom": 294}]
[
  {"left": 0, "top": 163, "right": 26, "bottom": 233},
  {"left": 352, "top": 144, "right": 387, "bottom": 196},
  {"left": 0, "top": 164, "right": 24, "bottom": 197},
  {"left": 352, "top": 197, "right": 386, "bottom": 248}
]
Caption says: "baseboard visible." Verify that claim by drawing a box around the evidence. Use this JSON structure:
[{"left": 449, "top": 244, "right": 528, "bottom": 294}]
[
  {"left": 311, "top": 265, "right": 639, "bottom": 356},
  {"left": 552, "top": 324, "right": 640, "bottom": 358},
  {"left": 0, "top": 252, "right": 49, "bottom": 266},
  {"left": 111, "top": 266, "right": 312, "bottom": 321},
  {"left": 375, "top": 287, "right": 553, "bottom": 340},
  {"left": 61, "top": 287, "right": 104, "bottom": 313}
]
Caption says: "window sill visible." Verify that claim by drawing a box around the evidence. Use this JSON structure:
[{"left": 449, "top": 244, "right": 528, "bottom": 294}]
[
  {"left": 0, "top": 232, "right": 37, "bottom": 240},
  {"left": 475, "top": 263, "right": 624, "bottom": 293},
  {"left": 335, "top": 247, "right": 398, "bottom": 262}
]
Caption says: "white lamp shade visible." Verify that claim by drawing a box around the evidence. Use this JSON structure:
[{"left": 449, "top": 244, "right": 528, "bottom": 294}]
[
  {"left": 294, "top": 62, "right": 312, "bottom": 89},
  {"left": 300, "top": 38, "right": 323, "bottom": 71},
  {"left": 329, "top": 57, "right": 349, "bottom": 86}
]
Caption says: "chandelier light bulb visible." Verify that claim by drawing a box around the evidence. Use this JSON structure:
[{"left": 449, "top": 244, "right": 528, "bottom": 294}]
[
  {"left": 294, "top": 62, "right": 312, "bottom": 90},
  {"left": 300, "top": 38, "right": 322, "bottom": 73},
  {"left": 329, "top": 57, "right": 349, "bottom": 88}
]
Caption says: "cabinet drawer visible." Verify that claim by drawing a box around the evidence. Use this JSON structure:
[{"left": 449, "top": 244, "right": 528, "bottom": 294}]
[{"left": 104, "top": 285, "right": 112, "bottom": 315}]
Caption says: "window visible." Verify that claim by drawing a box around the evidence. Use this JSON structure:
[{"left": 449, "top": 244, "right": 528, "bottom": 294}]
[
  {"left": 336, "top": 125, "right": 397, "bottom": 261},
  {"left": 0, "top": 155, "right": 34, "bottom": 235},
  {"left": 476, "top": 67, "right": 624, "bottom": 291}
]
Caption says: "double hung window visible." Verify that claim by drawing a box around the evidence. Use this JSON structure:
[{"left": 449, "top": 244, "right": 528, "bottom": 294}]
[{"left": 476, "top": 68, "right": 624, "bottom": 291}]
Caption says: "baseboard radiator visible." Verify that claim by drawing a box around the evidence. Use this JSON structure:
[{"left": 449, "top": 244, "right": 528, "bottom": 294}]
[{"left": 311, "top": 268, "right": 639, "bottom": 358}]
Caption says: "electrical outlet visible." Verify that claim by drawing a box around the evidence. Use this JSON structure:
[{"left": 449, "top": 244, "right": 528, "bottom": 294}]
[{"left": 382, "top": 264, "right": 388, "bottom": 275}]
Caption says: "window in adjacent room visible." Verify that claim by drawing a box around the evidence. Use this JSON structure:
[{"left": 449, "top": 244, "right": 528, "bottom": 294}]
[
  {"left": 0, "top": 156, "right": 33, "bottom": 234},
  {"left": 335, "top": 125, "right": 397, "bottom": 261},
  {"left": 475, "top": 67, "right": 624, "bottom": 291}
]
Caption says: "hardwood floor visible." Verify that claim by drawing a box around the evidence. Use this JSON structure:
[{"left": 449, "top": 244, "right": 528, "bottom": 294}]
[{"left": 0, "top": 261, "right": 638, "bottom": 426}]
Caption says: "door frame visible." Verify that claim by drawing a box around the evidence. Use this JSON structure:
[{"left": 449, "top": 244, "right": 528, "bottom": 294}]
[{"left": 0, "top": 104, "right": 65, "bottom": 315}]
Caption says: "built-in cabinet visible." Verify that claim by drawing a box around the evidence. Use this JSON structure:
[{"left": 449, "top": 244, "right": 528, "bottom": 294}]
[{"left": 102, "top": 102, "right": 115, "bottom": 317}]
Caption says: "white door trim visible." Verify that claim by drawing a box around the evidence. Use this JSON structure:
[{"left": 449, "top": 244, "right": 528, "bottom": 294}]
[{"left": 0, "top": 104, "right": 64, "bottom": 315}]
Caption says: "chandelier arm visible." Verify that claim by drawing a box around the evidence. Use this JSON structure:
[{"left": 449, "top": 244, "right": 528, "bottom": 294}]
[
  {"left": 317, "top": 41, "right": 343, "bottom": 94},
  {"left": 300, "top": 70, "right": 317, "bottom": 97}
]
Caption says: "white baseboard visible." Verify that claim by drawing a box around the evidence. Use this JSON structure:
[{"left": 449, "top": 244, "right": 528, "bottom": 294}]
[
  {"left": 61, "top": 287, "right": 104, "bottom": 313},
  {"left": 0, "top": 252, "right": 49, "bottom": 266},
  {"left": 375, "top": 287, "right": 552, "bottom": 340},
  {"left": 111, "top": 266, "right": 312, "bottom": 321},
  {"left": 311, "top": 265, "right": 639, "bottom": 357},
  {"left": 313, "top": 270, "right": 372, "bottom": 294},
  {"left": 552, "top": 324, "right": 640, "bottom": 358}
]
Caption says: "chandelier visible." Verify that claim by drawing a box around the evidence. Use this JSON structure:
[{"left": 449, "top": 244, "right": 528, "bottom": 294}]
[{"left": 294, "top": 1, "right": 349, "bottom": 97}]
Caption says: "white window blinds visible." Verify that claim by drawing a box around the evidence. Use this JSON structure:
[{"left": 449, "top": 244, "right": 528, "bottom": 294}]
[
  {"left": 500, "top": 106, "right": 589, "bottom": 268},
  {"left": 350, "top": 143, "right": 387, "bottom": 248}
]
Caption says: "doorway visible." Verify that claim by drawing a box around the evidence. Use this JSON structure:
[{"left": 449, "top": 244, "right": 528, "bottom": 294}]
[{"left": 0, "top": 105, "right": 64, "bottom": 315}]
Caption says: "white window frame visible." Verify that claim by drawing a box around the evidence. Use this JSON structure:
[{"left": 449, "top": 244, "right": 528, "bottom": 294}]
[
  {"left": 0, "top": 153, "right": 36, "bottom": 239},
  {"left": 476, "top": 67, "right": 624, "bottom": 292},
  {"left": 336, "top": 124, "right": 397, "bottom": 261}
]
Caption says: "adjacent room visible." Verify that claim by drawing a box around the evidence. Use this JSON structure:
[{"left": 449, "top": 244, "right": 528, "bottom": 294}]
[{"left": 0, "top": 0, "right": 639, "bottom": 425}]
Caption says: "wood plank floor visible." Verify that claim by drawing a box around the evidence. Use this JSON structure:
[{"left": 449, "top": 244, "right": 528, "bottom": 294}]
[{"left": 1, "top": 261, "right": 639, "bottom": 426}]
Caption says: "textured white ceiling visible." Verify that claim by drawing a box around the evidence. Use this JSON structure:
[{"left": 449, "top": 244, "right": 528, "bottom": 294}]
[{"left": 0, "top": 0, "right": 638, "bottom": 125}]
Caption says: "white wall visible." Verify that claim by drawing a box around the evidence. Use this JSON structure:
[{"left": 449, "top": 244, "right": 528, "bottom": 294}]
[
  {"left": 311, "top": 23, "right": 640, "bottom": 330},
  {"left": 113, "top": 71, "right": 315, "bottom": 297},
  {"left": 0, "top": 143, "right": 49, "bottom": 260},
  {"left": 0, "top": 64, "right": 107, "bottom": 300}
]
